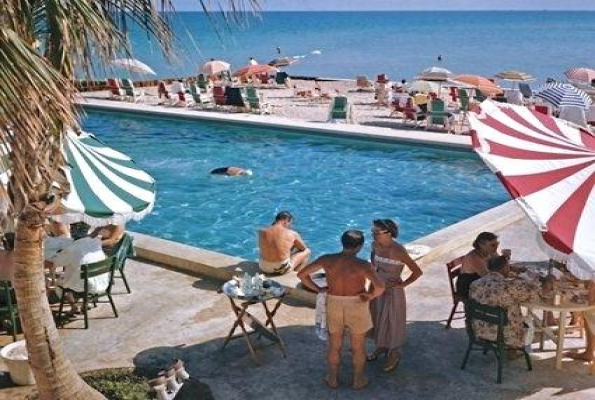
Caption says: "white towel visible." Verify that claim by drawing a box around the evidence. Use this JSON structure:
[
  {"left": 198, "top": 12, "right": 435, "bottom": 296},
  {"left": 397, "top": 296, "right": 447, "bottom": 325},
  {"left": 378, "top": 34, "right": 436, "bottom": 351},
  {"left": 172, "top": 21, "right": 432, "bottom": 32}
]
[{"left": 315, "top": 292, "right": 328, "bottom": 341}]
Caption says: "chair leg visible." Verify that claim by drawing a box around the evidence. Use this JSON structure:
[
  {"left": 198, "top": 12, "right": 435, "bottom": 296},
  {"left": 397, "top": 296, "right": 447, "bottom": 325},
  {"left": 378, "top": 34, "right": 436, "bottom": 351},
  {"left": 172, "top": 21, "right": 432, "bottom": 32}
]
[
  {"left": 524, "top": 349, "right": 533, "bottom": 371},
  {"left": 83, "top": 296, "right": 89, "bottom": 330},
  {"left": 58, "top": 290, "right": 67, "bottom": 328},
  {"left": 9, "top": 310, "right": 17, "bottom": 342},
  {"left": 497, "top": 344, "right": 504, "bottom": 384},
  {"left": 108, "top": 294, "right": 118, "bottom": 318},
  {"left": 120, "top": 267, "right": 132, "bottom": 294},
  {"left": 446, "top": 301, "right": 459, "bottom": 329},
  {"left": 461, "top": 341, "right": 473, "bottom": 370}
]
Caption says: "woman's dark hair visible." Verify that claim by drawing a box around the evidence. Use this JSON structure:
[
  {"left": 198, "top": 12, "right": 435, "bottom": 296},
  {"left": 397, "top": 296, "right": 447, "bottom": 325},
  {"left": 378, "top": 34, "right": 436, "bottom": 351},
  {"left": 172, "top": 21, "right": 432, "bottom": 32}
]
[
  {"left": 274, "top": 211, "right": 293, "bottom": 223},
  {"left": 2, "top": 232, "right": 15, "bottom": 251},
  {"left": 341, "top": 230, "right": 364, "bottom": 249},
  {"left": 488, "top": 255, "right": 508, "bottom": 272},
  {"left": 472, "top": 232, "right": 498, "bottom": 250},
  {"left": 373, "top": 219, "right": 399, "bottom": 238}
]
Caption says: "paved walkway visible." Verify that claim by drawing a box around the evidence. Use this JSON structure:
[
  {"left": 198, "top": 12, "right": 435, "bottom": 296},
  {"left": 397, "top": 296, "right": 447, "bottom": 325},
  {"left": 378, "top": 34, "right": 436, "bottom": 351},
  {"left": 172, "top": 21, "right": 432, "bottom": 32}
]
[{"left": 2, "top": 216, "right": 594, "bottom": 399}]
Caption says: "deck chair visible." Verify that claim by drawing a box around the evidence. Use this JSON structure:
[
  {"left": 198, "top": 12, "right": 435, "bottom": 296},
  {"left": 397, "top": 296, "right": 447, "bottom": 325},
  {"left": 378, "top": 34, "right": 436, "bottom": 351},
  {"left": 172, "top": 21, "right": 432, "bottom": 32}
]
[
  {"left": 356, "top": 76, "right": 374, "bottom": 91},
  {"left": 157, "top": 81, "right": 174, "bottom": 105},
  {"left": 120, "top": 79, "right": 144, "bottom": 103},
  {"left": 106, "top": 78, "right": 125, "bottom": 100},
  {"left": 426, "top": 98, "right": 452, "bottom": 132},
  {"left": 174, "top": 91, "right": 194, "bottom": 107},
  {"left": 389, "top": 96, "right": 408, "bottom": 118},
  {"left": 445, "top": 256, "right": 465, "bottom": 329},
  {"left": 111, "top": 233, "right": 135, "bottom": 294},
  {"left": 212, "top": 86, "right": 227, "bottom": 110},
  {"left": 519, "top": 83, "right": 533, "bottom": 99},
  {"left": 533, "top": 104, "right": 552, "bottom": 116},
  {"left": 189, "top": 84, "right": 213, "bottom": 109},
  {"left": 0, "top": 280, "right": 19, "bottom": 341},
  {"left": 197, "top": 74, "right": 209, "bottom": 91},
  {"left": 58, "top": 256, "right": 119, "bottom": 329},
  {"left": 402, "top": 98, "right": 425, "bottom": 127},
  {"left": 474, "top": 89, "right": 487, "bottom": 103},
  {"left": 275, "top": 71, "right": 290, "bottom": 87},
  {"left": 225, "top": 87, "right": 247, "bottom": 112},
  {"left": 560, "top": 106, "right": 589, "bottom": 129},
  {"left": 245, "top": 87, "right": 271, "bottom": 114},
  {"left": 327, "top": 96, "right": 351, "bottom": 122},
  {"left": 461, "top": 299, "right": 532, "bottom": 384},
  {"left": 456, "top": 89, "right": 471, "bottom": 132}
]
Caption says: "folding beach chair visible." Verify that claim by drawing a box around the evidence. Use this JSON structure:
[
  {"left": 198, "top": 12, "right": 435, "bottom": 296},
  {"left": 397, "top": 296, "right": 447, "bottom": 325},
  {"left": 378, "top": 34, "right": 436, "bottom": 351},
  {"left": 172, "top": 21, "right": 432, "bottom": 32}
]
[
  {"left": 212, "top": 86, "right": 228, "bottom": 110},
  {"left": 120, "top": 79, "right": 144, "bottom": 103},
  {"left": 327, "top": 96, "right": 352, "bottom": 123},
  {"left": 426, "top": 99, "right": 453, "bottom": 133},
  {"left": 106, "top": 78, "right": 125, "bottom": 100},
  {"left": 275, "top": 72, "right": 290, "bottom": 87},
  {"left": 245, "top": 87, "right": 271, "bottom": 114}
]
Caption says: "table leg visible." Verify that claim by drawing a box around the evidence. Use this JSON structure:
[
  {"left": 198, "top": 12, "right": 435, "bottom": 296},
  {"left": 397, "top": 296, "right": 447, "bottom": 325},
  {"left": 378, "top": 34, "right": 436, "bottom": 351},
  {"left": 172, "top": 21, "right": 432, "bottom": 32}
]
[
  {"left": 263, "top": 301, "right": 286, "bottom": 357},
  {"left": 222, "top": 298, "right": 243, "bottom": 349},
  {"left": 539, "top": 310, "right": 545, "bottom": 351},
  {"left": 236, "top": 308, "right": 260, "bottom": 365},
  {"left": 555, "top": 311, "right": 567, "bottom": 370}
]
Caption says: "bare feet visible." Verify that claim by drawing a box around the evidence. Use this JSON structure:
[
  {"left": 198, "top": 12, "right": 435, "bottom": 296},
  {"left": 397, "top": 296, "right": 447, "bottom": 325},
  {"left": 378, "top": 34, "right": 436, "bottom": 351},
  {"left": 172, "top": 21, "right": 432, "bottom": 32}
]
[
  {"left": 324, "top": 376, "right": 339, "bottom": 389},
  {"left": 565, "top": 351, "right": 595, "bottom": 362},
  {"left": 352, "top": 376, "right": 369, "bottom": 390}
]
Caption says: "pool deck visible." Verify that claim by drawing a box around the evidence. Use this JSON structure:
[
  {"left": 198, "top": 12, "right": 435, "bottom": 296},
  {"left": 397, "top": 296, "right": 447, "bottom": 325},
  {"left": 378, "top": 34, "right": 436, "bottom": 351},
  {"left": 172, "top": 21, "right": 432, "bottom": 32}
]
[
  {"left": 78, "top": 96, "right": 472, "bottom": 151},
  {"left": 3, "top": 206, "right": 595, "bottom": 399}
]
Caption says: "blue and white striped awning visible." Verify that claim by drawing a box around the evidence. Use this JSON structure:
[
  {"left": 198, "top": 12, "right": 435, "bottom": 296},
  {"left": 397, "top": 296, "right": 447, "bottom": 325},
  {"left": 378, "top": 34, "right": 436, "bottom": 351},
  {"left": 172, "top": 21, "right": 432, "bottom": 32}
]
[
  {"left": 535, "top": 83, "right": 593, "bottom": 110},
  {"left": 51, "top": 130, "right": 156, "bottom": 226}
]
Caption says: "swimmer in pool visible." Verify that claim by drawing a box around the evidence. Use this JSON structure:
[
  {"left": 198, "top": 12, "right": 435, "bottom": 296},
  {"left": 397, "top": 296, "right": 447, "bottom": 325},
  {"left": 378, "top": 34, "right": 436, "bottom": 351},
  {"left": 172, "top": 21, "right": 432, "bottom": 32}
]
[{"left": 210, "top": 166, "right": 253, "bottom": 177}]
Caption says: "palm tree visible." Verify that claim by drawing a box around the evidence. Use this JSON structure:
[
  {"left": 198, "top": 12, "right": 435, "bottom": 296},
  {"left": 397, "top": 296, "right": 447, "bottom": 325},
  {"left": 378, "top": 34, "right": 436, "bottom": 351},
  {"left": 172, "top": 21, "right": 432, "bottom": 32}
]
[{"left": 0, "top": 1, "right": 257, "bottom": 398}]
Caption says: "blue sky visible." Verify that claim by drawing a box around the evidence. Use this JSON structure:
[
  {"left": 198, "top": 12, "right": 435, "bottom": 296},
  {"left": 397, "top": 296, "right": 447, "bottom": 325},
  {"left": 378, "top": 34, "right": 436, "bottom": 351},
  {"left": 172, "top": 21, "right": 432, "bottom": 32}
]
[{"left": 173, "top": 0, "right": 595, "bottom": 11}]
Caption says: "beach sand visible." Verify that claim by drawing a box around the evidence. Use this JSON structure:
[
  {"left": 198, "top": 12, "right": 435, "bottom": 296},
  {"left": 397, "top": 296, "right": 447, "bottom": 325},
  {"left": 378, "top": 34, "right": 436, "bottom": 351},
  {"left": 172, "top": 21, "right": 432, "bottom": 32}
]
[{"left": 86, "top": 79, "right": 467, "bottom": 134}]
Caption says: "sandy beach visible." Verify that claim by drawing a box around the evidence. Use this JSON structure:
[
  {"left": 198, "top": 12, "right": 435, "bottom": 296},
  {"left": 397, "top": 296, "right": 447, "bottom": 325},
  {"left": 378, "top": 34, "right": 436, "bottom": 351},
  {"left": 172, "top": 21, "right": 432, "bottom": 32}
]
[{"left": 85, "top": 78, "right": 467, "bottom": 134}]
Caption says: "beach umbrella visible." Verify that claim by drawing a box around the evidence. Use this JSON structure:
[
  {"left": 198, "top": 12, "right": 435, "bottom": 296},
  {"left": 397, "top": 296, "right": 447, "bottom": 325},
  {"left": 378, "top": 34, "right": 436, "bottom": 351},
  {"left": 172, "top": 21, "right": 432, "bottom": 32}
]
[
  {"left": 52, "top": 130, "right": 156, "bottom": 226},
  {"left": 453, "top": 74, "right": 503, "bottom": 96},
  {"left": 416, "top": 66, "right": 453, "bottom": 82},
  {"left": 233, "top": 64, "right": 278, "bottom": 77},
  {"left": 564, "top": 67, "right": 595, "bottom": 85},
  {"left": 535, "top": 83, "right": 592, "bottom": 110},
  {"left": 200, "top": 60, "right": 231, "bottom": 75},
  {"left": 111, "top": 58, "right": 156, "bottom": 75},
  {"left": 268, "top": 56, "right": 298, "bottom": 68},
  {"left": 494, "top": 70, "right": 535, "bottom": 88},
  {"left": 469, "top": 100, "right": 595, "bottom": 279},
  {"left": 405, "top": 80, "right": 441, "bottom": 93}
]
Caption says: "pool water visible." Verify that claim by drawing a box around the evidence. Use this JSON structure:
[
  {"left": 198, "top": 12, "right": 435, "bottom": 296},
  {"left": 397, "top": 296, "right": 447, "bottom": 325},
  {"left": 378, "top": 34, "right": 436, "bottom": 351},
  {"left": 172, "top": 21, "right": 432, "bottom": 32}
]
[{"left": 83, "top": 112, "right": 508, "bottom": 260}]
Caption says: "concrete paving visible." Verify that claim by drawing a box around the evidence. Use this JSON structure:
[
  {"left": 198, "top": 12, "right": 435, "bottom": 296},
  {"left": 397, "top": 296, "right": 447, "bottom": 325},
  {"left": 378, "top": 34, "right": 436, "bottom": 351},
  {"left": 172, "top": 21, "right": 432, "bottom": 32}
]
[{"left": 2, "top": 213, "right": 595, "bottom": 399}]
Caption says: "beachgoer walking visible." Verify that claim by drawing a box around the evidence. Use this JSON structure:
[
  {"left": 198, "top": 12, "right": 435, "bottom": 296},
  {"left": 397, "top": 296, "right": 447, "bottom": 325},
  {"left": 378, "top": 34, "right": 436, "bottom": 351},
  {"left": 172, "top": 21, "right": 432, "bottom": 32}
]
[
  {"left": 368, "top": 219, "right": 422, "bottom": 372},
  {"left": 298, "top": 230, "right": 384, "bottom": 390},
  {"left": 258, "top": 211, "right": 310, "bottom": 275},
  {"left": 276, "top": 46, "right": 282, "bottom": 56}
]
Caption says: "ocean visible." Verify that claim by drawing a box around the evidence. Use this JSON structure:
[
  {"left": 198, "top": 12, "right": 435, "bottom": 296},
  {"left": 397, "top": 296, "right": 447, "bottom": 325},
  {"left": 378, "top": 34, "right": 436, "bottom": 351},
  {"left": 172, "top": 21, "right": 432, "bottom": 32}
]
[{"left": 121, "top": 11, "right": 595, "bottom": 84}]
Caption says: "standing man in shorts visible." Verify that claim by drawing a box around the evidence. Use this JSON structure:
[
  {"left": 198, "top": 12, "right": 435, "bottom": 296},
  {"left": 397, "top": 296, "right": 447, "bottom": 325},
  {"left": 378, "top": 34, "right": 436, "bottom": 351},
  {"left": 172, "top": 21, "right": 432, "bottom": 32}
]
[
  {"left": 258, "top": 211, "right": 310, "bottom": 275},
  {"left": 298, "top": 230, "right": 384, "bottom": 390}
]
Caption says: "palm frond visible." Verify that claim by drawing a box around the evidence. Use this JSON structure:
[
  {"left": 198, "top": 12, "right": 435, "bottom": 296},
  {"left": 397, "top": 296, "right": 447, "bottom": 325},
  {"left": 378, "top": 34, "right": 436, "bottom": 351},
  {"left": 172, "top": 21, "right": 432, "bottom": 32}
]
[{"left": 0, "top": 27, "right": 77, "bottom": 213}]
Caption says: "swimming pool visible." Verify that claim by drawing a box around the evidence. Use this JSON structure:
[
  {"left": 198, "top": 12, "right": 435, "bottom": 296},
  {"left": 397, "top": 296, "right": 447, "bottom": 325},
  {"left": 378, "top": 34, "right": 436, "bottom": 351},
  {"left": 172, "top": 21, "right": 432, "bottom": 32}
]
[{"left": 82, "top": 111, "right": 508, "bottom": 260}]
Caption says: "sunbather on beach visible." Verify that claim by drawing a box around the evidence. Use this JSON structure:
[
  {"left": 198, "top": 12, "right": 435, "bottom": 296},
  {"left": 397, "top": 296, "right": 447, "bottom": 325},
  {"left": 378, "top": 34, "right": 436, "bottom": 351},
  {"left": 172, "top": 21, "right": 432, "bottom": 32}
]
[
  {"left": 298, "top": 230, "right": 384, "bottom": 390},
  {"left": 258, "top": 211, "right": 310, "bottom": 274},
  {"left": 210, "top": 166, "right": 253, "bottom": 177}
]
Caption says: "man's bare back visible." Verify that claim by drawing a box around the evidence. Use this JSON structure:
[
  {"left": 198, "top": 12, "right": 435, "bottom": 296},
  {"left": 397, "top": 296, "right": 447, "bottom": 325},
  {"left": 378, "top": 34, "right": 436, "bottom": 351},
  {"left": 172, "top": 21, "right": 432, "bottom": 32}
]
[
  {"left": 259, "top": 224, "right": 298, "bottom": 262},
  {"left": 318, "top": 253, "right": 371, "bottom": 296}
]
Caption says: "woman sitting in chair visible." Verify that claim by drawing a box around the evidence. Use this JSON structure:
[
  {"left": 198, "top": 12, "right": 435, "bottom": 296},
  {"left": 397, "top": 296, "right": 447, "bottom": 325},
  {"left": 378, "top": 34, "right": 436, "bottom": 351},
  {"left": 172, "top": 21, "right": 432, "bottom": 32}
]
[{"left": 457, "top": 232, "right": 503, "bottom": 299}]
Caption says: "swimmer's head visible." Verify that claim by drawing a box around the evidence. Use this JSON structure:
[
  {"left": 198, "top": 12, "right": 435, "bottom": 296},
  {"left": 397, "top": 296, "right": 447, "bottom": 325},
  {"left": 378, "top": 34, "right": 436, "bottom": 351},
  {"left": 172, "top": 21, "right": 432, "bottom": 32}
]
[{"left": 242, "top": 169, "right": 253, "bottom": 176}]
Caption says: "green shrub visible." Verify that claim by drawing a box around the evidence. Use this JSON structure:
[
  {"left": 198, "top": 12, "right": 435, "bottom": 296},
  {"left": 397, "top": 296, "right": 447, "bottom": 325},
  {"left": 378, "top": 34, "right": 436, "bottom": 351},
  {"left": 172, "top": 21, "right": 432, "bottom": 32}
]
[{"left": 82, "top": 368, "right": 151, "bottom": 400}]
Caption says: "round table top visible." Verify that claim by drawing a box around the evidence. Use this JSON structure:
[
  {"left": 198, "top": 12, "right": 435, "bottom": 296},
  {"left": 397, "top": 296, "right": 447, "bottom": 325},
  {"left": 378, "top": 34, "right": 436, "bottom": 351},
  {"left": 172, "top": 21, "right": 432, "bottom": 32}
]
[
  {"left": 523, "top": 300, "right": 595, "bottom": 312},
  {"left": 222, "top": 278, "right": 285, "bottom": 301}
]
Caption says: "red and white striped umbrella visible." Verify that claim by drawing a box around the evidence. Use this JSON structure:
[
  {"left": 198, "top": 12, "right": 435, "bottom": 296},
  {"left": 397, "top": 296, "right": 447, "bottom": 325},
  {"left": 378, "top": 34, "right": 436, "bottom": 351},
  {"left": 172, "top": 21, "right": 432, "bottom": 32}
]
[{"left": 470, "top": 100, "right": 595, "bottom": 279}]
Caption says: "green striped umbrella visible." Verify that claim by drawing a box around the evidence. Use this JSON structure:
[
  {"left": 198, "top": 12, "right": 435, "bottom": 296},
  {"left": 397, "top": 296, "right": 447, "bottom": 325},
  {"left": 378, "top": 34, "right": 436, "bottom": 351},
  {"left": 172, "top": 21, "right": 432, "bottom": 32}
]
[{"left": 51, "top": 130, "right": 156, "bottom": 225}]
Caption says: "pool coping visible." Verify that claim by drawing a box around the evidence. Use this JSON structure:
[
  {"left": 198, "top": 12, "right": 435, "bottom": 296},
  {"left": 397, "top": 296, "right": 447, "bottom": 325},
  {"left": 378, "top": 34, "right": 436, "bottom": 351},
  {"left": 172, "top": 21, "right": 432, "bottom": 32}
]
[
  {"left": 130, "top": 200, "right": 524, "bottom": 305},
  {"left": 77, "top": 97, "right": 472, "bottom": 151}
]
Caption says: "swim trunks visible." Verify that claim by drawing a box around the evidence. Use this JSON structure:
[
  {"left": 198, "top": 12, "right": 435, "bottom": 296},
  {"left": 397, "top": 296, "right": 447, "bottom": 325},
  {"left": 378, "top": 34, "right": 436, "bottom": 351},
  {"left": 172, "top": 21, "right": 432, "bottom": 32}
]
[
  {"left": 259, "top": 258, "right": 292, "bottom": 275},
  {"left": 326, "top": 294, "right": 373, "bottom": 335}
]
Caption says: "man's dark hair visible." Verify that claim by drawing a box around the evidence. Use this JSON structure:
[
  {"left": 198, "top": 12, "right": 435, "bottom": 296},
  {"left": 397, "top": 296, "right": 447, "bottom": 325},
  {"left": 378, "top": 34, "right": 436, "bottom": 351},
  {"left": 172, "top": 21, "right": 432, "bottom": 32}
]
[
  {"left": 341, "top": 230, "right": 364, "bottom": 249},
  {"left": 2, "top": 232, "right": 15, "bottom": 251},
  {"left": 487, "top": 255, "right": 508, "bottom": 272},
  {"left": 472, "top": 232, "right": 498, "bottom": 250},
  {"left": 274, "top": 211, "right": 293, "bottom": 223}
]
